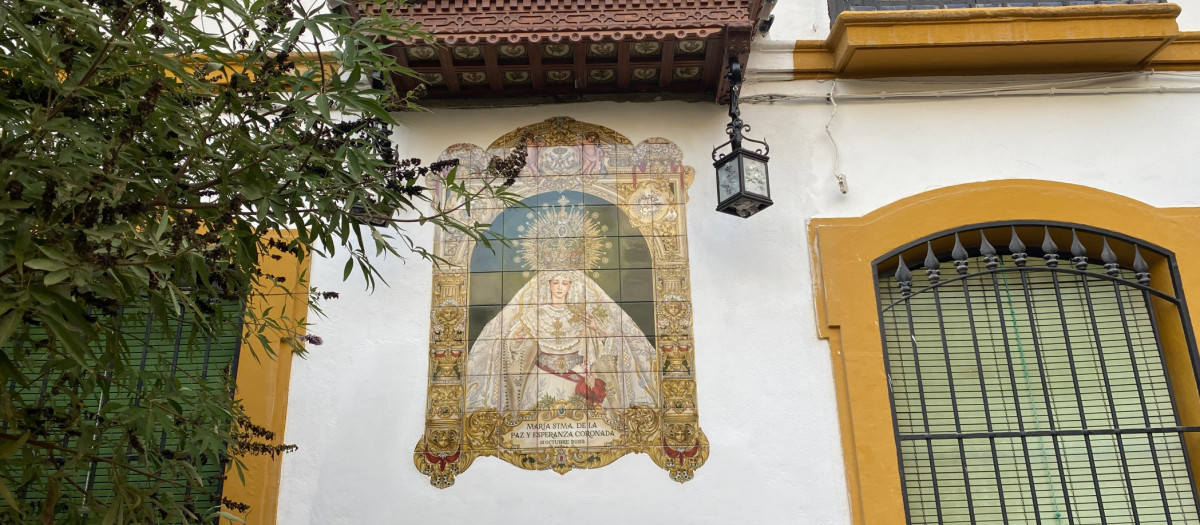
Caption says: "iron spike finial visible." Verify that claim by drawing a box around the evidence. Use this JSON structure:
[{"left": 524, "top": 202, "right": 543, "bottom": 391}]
[
  {"left": 1070, "top": 228, "right": 1088, "bottom": 270},
  {"left": 1133, "top": 245, "right": 1151, "bottom": 285},
  {"left": 1042, "top": 226, "right": 1059, "bottom": 268},
  {"left": 952, "top": 233, "right": 969, "bottom": 275},
  {"left": 980, "top": 230, "right": 998, "bottom": 270},
  {"left": 924, "top": 242, "right": 940, "bottom": 284},
  {"left": 1008, "top": 226, "right": 1027, "bottom": 267},
  {"left": 1101, "top": 237, "right": 1120, "bottom": 277},
  {"left": 896, "top": 254, "right": 913, "bottom": 296}
]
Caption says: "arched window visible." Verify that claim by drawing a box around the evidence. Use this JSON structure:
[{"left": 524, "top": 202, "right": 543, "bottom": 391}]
[{"left": 876, "top": 224, "right": 1200, "bottom": 523}]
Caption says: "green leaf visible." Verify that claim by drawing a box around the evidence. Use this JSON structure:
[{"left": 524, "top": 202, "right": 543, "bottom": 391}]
[
  {"left": 0, "top": 478, "right": 20, "bottom": 517},
  {"left": 101, "top": 487, "right": 122, "bottom": 525},
  {"left": 155, "top": 208, "right": 171, "bottom": 241},
  {"left": 213, "top": 511, "right": 246, "bottom": 523},
  {"left": 315, "top": 93, "right": 331, "bottom": 120},
  {"left": 343, "top": 257, "right": 354, "bottom": 280},
  {"left": 0, "top": 431, "right": 29, "bottom": 460},
  {"left": 0, "top": 350, "right": 27, "bottom": 388},
  {"left": 24, "top": 258, "right": 68, "bottom": 271},
  {"left": 0, "top": 309, "right": 22, "bottom": 347},
  {"left": 43, "top": 268, "right": 70, "bottom": 285}
]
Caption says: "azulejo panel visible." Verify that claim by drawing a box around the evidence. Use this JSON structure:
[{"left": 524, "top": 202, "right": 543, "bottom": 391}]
[{"left": 415, "top": 117, "right": 706, "bottom": 486}]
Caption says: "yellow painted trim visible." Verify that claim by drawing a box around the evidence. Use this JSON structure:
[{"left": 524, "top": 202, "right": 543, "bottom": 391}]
[
  {"left": 792, "top": 40, "right": 839, "bottom": 79},
  {"left": 220, "top": 231, "right": 311, "bottom": 525},
  {"left": 809, "top": 180, "right": 1200, "bottom": 525},
  {"left": 792, "top": 4, "right": 1190, "bottom": 78},
  {"left": 1149, "top": 31, "right": 1200, "bottom": 69},
  {"left": 164, "top": 52, "right": 339, "bottom": 86}
]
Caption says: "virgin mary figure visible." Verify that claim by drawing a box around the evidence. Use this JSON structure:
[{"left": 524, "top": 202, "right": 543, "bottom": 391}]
[{"left": 465, "top": 205, "right": 659, "bottom": 414}]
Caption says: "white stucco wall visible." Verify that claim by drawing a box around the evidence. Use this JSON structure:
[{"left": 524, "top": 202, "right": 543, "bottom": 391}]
[{"left": 276, "top": 71, "right": 1200, "bottom": 524}]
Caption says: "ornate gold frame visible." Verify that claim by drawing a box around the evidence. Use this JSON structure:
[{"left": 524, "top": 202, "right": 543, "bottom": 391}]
[{"left": 413, "top": 117, "right": 708, "bottom": 487}]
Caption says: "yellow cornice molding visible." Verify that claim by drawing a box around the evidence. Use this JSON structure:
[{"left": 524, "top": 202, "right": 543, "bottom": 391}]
[
  {"left": 792, "top": 4, "right": 1191, "bottom": 78},
  {"left": 1150, "top": 30, "right": 1200, "bottom": 68}
]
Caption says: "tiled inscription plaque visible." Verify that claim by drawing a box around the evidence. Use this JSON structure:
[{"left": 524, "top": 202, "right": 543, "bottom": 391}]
[{"left": 414, "top": 118, "right": 706, "bottom": 486}]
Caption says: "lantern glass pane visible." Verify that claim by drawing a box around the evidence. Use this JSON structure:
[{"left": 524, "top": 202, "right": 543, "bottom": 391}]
[
  {"left": 743, "top": 157, "right": 768, "bottom": 197},
  {"left": 717, "top": 158, "right": 741, "bottom": 203}
]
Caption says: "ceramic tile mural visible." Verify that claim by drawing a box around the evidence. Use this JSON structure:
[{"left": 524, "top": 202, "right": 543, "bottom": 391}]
[{"left": 414, "top": 117, "right": 707, "bottom": 487}]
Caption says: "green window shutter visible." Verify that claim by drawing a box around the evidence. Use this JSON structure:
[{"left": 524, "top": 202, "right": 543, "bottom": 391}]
[{"left": 3, "top": 300, "right": 243, "bottom": 523}]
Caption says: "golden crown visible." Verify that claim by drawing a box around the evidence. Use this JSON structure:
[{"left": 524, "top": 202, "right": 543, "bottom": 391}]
[{"left": 514, "top": 202, "right": 610, "bottom": 271}]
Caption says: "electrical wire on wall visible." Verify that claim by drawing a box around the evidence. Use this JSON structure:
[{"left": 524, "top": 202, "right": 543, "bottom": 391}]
[
  {"left": 742, "top": 70, "right": 1200, "bottom": 198},
  {"left": 824, "top": 79, "right": 848, "bottom": 195},
  {"left": 742, "top": 70, "right": 1200, "bottom": 104}
]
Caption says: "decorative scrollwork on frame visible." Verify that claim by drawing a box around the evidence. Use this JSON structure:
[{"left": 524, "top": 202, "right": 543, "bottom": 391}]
[
  {"left": 661, "top": 345, "right": 693, "bottom": 376},
  {"left": 661, "top": 379, "right": 697, "bottom": 414},
  {"left": 414, "top": 425, "right": 476, "bottom": 489},
  {"left": 431, "top": 303, "right": 466, "bottom": 349},
  {"left": 487, "top": 117, "right": 633, "bottom": 150},
  {"left": 656, "top": 295, "right": 693, "bottom": 346},
  {"left": 428, "top": 385, "right": 463, "bottom": 420}
]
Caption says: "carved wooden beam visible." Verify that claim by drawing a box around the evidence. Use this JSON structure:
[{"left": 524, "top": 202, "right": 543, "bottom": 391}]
[{"left": 356, "top": 0, "right": 760, "bottom": 100}]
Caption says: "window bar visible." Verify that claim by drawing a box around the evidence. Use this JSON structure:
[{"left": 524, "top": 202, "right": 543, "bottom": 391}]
[
  {"left": 1104, "top": 239, "right": 1174, "bottom": 523},
  {"left": 1008, "top": 231, "right": 1074, "bottom": 523},
  {"left": 195, "top": 320, "right": 213, "bottom": 520},
  {"left": 884, "top": 287, "right": 925, "bottom": 522},
  {"left": 896, "top": 254, "right": 945, "bottom": 523},
  {"left": 183, "top": 321, "right": 220, "bottom": 520},
  {"left": 114, "top": 305, "right": 156, "bottom": 481},
  {"left": 217, "top": 301, "right": 247, "bottom": 521},
  {"left": 200, "top": 325, "right": 215, "bottom": 382},
  {"left": 1041, "top": 228, "right": 1106, "bottom": 522},
  {"left": 1135, "top": 245, "right": 1197, "bottom": 427},
  {"left": 16, "top": 338, "right": 46, "bottom": 503},
  {"left": 2, "top": 335, "right": 19, "bottom": 433},
  {"left": 958, "top": 234, "right": 1011, "bottom": 524},
  {"left": 986, "top": 260, "right": 1043, "bottom": 519},
  {"left": 132, "top": 307, "right": 153, "bottom": 400},
  {"left": 884, "top": 299, "right": 918, "bottom": 521},
  {"left": 1161, "top": 252, "right": 1200, "bottom": 423},
  {"left": 229, "top": 300, "right": 246, "bottom": 384},
  {"left": 1161, "top": 242, "right": 1200, "bottom": 517},
  {"left": 901, "top": 425, "right": 1200, "bottom": 440},
  {"left": 1134, "top": 246, "right": 1200, "bottom": 517},
  {"left": 925, "top": 244, "right": 977, "bottom": 524},
  {"left": 994, "top": 235, "right": 1052, "bottom": 522},
  {"left": 1071, "top": 231, "right": 1140, "bottom": 522},
  {"left": 84, "top": 310, "right": 118, "bottom": 497},
  {"left": 161, "top": 308, "right": 187, "bottom": 451},
  {"left": 34, "top": 337, "right": 49, "bottom": 404}
]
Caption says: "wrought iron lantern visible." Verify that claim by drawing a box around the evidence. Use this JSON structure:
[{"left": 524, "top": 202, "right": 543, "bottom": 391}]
[{"left": 711, "top": 57, "right": 771, "bottom": 218}]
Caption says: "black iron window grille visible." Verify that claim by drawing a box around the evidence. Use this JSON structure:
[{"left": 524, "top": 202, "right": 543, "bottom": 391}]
[{"left": 876, "top": 223, "right": 1200, "bottom": 524}]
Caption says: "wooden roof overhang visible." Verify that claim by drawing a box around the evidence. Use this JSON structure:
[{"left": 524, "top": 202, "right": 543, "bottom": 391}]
[{"left": 348, "top": 0, "right": 763, "bottom": 102}]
